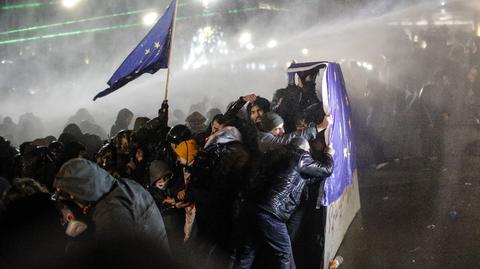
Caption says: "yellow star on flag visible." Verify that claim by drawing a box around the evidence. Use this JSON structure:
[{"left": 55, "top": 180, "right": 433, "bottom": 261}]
[
  {"left": 145, "top": 48, "right": 151, "bottom": 55},
  {"left": 154, "top": 42, "right": 161, "bottom": 49}
]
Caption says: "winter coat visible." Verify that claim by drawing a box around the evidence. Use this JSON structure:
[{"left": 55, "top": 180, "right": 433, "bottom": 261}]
[
  {"left": 224, "top": 97, "right": 260, "bottom": 154},
  {"left": 271, "top": 84, "right": 320, "bottom": 132},
  {"left": 185, "top": 127, "right": 249, "bottom": 240},
  {"left": 186, "top": 127, "right": 249, "bottom": 206},
  {"left": 54, "top": 158, "right": 169, "bottom": 252},
  {"left": 257, "top": 126, "right": 317, "bottom": 153},
  {"left": 255, "top": 147, "right": 333, "bottom": 222}
]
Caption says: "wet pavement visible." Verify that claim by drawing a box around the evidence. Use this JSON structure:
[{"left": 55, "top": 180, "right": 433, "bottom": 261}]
[{"left": 337, "top": 126, "right": 480, "bottom": 268}]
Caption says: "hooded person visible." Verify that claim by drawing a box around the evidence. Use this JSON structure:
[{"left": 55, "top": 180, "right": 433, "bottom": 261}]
[
  {"left": 53, "top": 158, "right": 170, "bottom": 254},
  {"left": 66, "top": 108, "right": 96, "bottom": 126},
  {"left": 149, "top": 160, "right": 185, "bottom": 259},
  {"left": 206, "top": 108, "right": 223, "bottom": 123},
  {"left": 257, "top": 112, "right": 332, "bottom": 153},
  {"left": 185, "top": 111, "right": 207, "bottom": 134},
  {"left": 110, "top": 108, "right": 134, "bottom": 137},
  {"left": 168, "top": 137, "right": 199, "bottom": 244},
  {"left": 133, "top": 117, "right": 151, "bottom": 133},
  {"left": 0, "top": 117, "right": 18, "bottom": 145},
  {"left": 59, "top": 123, "right": 83, "bottom": 147},
  {"left": 272, "top": 73, "right": 321, "bottom": 132},
  {"left": 185, "top": 126, "right": 249, "bottom": 269},
  {"left": 79, "top": 120, "right": 108, "bottom": 141}
]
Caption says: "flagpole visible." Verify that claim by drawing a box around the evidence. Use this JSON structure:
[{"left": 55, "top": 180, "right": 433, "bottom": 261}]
[{"left": 163, "top": 0, "right": 178, "bottom": 100}]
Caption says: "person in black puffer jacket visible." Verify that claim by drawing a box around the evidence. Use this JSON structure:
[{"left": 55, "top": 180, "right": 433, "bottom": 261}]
[
  {"left": 185, "top": 126, "right": 249, "bottom": 269},
  {"left": 234, "top": 137, "right": 333, "bottom": 269}
]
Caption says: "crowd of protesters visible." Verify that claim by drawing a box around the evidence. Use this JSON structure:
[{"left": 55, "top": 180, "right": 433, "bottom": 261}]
[
  {"left": 345, "top": 28, "right": 480, "bottom": 168},
  {"left": 0, "top": 69, "right": 334, "bottom": 269},
  {"left": 1, "top": 26, "right": 479, "bottom": 268}
]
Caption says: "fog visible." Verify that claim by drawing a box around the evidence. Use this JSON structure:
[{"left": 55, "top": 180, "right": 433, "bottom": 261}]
[{"left": 0, "top": 0, "right": 479, "bottom": 162}]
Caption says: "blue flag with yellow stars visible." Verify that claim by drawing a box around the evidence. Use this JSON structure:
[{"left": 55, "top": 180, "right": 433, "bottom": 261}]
[
  {"left": 287, "top": 61, "right": 356, "bottom": 206},
  {"left": 320, "top": 62, "right": 356, "bottom": 206},
  {"left": 93, "top": 0, "right": 176, "bottom": 100}
]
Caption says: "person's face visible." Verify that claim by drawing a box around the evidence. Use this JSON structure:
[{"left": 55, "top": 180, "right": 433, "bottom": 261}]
[
  {"left": 154, "top": 174, "right": 172, "bottom": 190},
  {"left": 250, "top": 105, "right": 264, "bottom": 123},
  {"left": 135, "top": 148, "right": 144, "bottom": 162},
  {"left": 271, "top": 124, "right": 285, "bottom": 136},
  {"left": 295, "top": 119, "right": 308, "bottom": 131},
  {"left": 178, "top": 157, "right": 188, "bottom": 165},
  {"left": 211, "top": 120, "right": 225, "bottom": 134}
]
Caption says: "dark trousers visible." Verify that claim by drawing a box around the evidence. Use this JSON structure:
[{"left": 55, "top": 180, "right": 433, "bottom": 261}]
[{"left": 234, "top": 207, "right": 295, "bottom": 269}]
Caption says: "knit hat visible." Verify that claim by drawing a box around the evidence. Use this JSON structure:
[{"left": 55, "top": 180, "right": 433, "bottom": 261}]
[
  {"left": 149, "top": 160, "right": 172, "bottom": 186},
  {"left": 261, "top": 112, "right": 284, "bottom": 132},
  {"left": 173, "top": 139, "right": 198, "bottom": 163}
]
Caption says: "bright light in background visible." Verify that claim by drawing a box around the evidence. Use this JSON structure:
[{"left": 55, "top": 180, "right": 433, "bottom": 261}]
[
  {"left": 198, "top": 26, "right": 214, "bottom": 43},
  {"left": 201, "top": 0, "right": 216, "bottom": 8},
  {"left": 420, "top": 40, "right": 428, "bottom": 49},
  {"left": 142, "top": 12, "right": 159, "bottom": 26},
  {"left": 246, "top": 43, "right": 255, "bottom": 50},
  {"left": 416, "top": 20, "right": 429, "bottom": 26},
  {"left": 302, "top": 48, "right": 309, "bottom": 55},
  {"left": 267, "top": 39, "right": 277, "bottom": 48},
  {"left": 477, "top": 23, "right": 480, "bottom": 37},
  {"left": 440, "top": 1, "right": 446, "bottom": 6},
  {"left": 239, "top": 32, "right": 252, "bottom": 45},
  {"left": 361, "top": 62, "right": 373, "bottom": 71},
  {"left": 62, "top": 0, "right": 81, "bottom": 9}
]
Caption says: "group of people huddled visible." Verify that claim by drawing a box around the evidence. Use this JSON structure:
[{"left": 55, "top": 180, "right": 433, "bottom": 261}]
[{"left": 0, "top": 74, "right": 335, "bottom": 269}]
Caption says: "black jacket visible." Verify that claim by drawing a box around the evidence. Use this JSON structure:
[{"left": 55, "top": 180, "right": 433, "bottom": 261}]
[
  {"left": 186, "top": 127, "right": 249, "bottom": 208},
  {"left": 255, "top": 146, "right": 333, "bottom": 222}
]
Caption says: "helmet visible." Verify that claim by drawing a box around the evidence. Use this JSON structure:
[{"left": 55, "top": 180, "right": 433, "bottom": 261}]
[{"left": 167, "top": 124, "right": 192, "bottom": 145}]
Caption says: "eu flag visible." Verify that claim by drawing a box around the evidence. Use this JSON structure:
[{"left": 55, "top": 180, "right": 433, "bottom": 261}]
[
  {"left": 320, "top": 62, "right": 356, "bottom": 206},
  {"left": 287, "top": 61, "right": 356, "bottom": 205},
  {"left": 93, "top": 0, "right": 176, "bottom": 101}
]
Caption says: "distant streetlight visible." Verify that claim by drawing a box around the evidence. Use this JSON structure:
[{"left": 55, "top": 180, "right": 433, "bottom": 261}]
[
  {"left": 420, "top": 40, "right": 428, "bottom": 49},
  {"left": 267, "top": 39, "right": 277, "bottom": 48},
  {"left": 239, "top": 32, "right": 252, "bottom": 45},
  {"left": 142, "top": 12, "right": 159, "bottom": 26},
  {"left": 62, "top": 0, "right": 81, "bottom": 9}
]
